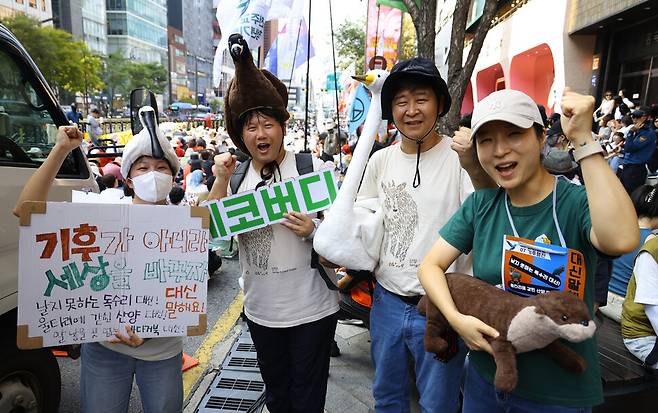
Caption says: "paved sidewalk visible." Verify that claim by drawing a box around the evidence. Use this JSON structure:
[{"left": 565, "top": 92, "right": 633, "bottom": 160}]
[{"left": 186, "top": 321, "right": 421, "bottom": 413}]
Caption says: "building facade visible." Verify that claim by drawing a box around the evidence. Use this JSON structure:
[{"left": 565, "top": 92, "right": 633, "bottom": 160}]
[
  {"left": 106, "top": 0, "right": 168, "bottom": 65},
  {"left": 167, "top": 0, "right": 187, "bottom": 102},
  {"left": 182, "top": 0, "right": 214, "bottom": 104},
  {"left": 52, "top": 0, "right": 107, "bottom": 56},
  {"left": 0, "top": 0, "right": 52, "bottom": 22}
]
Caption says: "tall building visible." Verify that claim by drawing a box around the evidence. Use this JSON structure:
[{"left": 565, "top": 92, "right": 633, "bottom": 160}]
[
  {"left": 167, "top": 0, "right": 187, "bottom": 102},
  {"left": 0, "top": 0, "right": 52, "bottom": 23},
  {"left": 106, "top": 0, "right": 168, "bottom": 65},
  {"left": 182, "top": 0, "right": 214, "bottom": 104},
  {"left": 52, "top": 0, "right": 107, "bottom": 56}
]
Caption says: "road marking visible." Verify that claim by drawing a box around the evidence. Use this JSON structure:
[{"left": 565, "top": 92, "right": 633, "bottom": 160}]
[{"left": 183, "top": 292, "right": 244, "bottom": 398}]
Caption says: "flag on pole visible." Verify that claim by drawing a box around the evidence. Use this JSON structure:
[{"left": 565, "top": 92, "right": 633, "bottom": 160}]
[
  {"left": 348, "top": 84, "right": 371, "bottom": 135},
  {"left": 264, "top": 18, "right": 314, "bottom": 81},
  {"left": 213, "top": 0, "right": 270, "bottom": 87}
]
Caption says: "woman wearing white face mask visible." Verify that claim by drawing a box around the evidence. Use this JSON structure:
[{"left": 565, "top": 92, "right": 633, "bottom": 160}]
[{"left": 14, "top": 118, "right": 184, "bottom": 412}]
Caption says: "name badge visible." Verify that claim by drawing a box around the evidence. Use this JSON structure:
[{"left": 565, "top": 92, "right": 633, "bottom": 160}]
[{"left": 502, "top": 235, "right": 585, "bottom": 299}]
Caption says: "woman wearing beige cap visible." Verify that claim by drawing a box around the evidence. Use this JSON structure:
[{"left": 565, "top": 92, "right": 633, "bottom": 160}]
[
  {"left": 418, "top": 89, "right": 638, "bottom": 411},
  {"left": 14, "top": 108, "right": 183, "bottom": 412}
]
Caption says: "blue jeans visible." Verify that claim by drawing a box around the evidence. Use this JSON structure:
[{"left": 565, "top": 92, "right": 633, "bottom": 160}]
[
  {"left": 370, "top": 286, "right": 467, "bottom": 413},
  {"left": 80, "top": 342, "right": 183, "bottom": 413},
  {"left": 462, "top": 362, "right": 592, "bottom": 413}
]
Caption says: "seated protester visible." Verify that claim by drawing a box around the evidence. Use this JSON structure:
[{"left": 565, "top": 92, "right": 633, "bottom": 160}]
[
  {"left": 200, "top": 149, "right": 215, "bottom": 177},
  {"left": 419, "top": 89, "right": 639, "bottom": 412},
  {"left": 542, "top": 148, "right": 580, "bottom": 184},
  {"left": 13, "top": 123, "right": 184, "bottom": 412},
  {"left": 621, "top": 235, "right": 658, "bottom": 369},
  {"left": 601, "top": 185, "right": 658, "bottom": 322},
  {"left": 596, "top": 114, "right": 614, "bottom": 142},
  {"left": 185, "top": 169, "right": 207, "bottom": 206},
  {"left": 100, "top": 173, "right": 117, "bottom": 191},
  {"left": 605, "top": 131, "right": 624, "bottom": 173},
  {"left": 207, "top": 42, "right": 338, "bottom": 413},
  {"left": 168, "top": 185, "right": 186, "bottom": 206}
]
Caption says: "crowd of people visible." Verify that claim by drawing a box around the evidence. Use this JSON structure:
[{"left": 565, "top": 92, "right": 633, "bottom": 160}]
[{"left": 12, "top": 45, "right": 658, "bottom": 412}]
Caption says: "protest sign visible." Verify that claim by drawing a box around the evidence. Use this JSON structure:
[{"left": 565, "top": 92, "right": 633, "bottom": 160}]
[
  {"left": 207, "top": 169, "right": 338, "bottom": 240},
  {"left": 17, "top": 201, "right": 210, "bottom": 349}
]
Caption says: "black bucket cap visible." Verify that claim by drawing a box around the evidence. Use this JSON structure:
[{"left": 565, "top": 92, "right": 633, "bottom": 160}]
[{"left": 381, "top": 57, "right": 451, "bottom": 120}]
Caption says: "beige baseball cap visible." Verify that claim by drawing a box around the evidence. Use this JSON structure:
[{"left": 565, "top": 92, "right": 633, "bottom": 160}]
[{"left": 471, "top": 89, "right": 544, "bottom": 139}]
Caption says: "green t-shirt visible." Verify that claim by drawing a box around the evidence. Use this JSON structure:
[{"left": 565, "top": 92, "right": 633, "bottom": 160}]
[{"left": 439, "top": 179, "right": 603, "bottom": 407}]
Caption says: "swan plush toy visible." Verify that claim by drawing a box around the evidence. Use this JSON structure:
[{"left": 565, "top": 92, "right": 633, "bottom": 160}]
[{"left": 313, "top": 69, "right": 389, "bottom": 271}]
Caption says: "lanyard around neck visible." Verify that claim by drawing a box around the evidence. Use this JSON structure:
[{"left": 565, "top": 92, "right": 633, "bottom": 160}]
[{"left": 504, "top": 176, "right": 566, "bottom": 248}]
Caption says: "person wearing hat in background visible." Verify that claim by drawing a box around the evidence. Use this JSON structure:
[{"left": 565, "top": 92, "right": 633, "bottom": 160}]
[
  {"left": 13, "top": 110, "right": 184, "bottom": 412},
  {"left": 208, "top": 33, "right": 338, "bottom": 413},
  {"left": 620, "top": 109, "right": 657, "bottom": 195},
  {"left": 355, "top": 57, "right": 495, "bottom": 412},
  {"left": 543, "top": 148, "right": 580, "bottom": 184},
  {"left": 418, "top": 88, "right": 639, "bottom": 412}
]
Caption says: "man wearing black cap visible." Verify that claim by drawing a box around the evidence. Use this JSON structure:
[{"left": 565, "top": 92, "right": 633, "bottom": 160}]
[
  {"left": 620, "top": 109, "right": 657, "bottom": 194},
  {"left": 356, "top": 57, "right": 491, "bottom": 411}
]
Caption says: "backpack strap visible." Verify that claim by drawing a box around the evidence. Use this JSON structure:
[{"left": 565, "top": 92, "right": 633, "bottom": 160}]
[
  {"left": 229, "top": 159, "right": 251, "bottom": 195},
  {"left": 311, "top": 249, "right": 339, "bottom": 290},
  {"left": 294, "top": 152, "right": 314, "bottom": 175}
]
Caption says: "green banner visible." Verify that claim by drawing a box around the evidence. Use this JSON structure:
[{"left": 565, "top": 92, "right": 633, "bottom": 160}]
[
  {"left": 206, "top": 169, "right": 339, "bottom": 240},
  {"left": 375, "top": 0, "right": 420, "bottom": 12}
]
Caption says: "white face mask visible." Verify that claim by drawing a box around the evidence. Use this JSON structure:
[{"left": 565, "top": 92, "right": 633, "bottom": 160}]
[{"left": 130, "top": 171, "right": 172, "bottom": 203}]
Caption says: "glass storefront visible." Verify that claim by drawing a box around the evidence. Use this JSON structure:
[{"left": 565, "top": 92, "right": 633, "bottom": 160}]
[{"left": 618, "top": 56, "right": 658, "bottom": 107}]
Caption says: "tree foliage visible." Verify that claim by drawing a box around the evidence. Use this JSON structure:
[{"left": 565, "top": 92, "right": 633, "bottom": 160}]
[
  {"left": 1, "top": 14, "right": 104, "bottom": 95},
  {"left": 335, "top": 18, "right": 366, "bottom": 74},
  {"left": 103, "top": 51, "right": 168, "bottom": 98}
]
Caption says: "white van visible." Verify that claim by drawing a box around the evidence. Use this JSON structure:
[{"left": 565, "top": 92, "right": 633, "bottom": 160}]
[{"left": 0, "top": 24, "right": 97, "bottom": 411}]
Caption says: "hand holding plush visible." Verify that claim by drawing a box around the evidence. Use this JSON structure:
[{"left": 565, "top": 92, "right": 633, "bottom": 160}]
[{"left": 418, "top": 273, "right": 596, "bottom": 392}]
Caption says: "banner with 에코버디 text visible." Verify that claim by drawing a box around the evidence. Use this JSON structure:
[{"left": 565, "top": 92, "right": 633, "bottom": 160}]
[
  {"left": 206, "top": 169, "right": 338, "bottom": 240},
  {"left": 16, "top": 202, "right": 210, "bottom": 349}
]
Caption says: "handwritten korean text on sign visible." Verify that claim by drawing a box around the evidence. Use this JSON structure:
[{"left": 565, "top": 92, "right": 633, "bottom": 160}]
[
  {"left": 207, "top": 169, "right": 338, "bottom": 239},
  {"left": 17, "top": 202, "right": 209, "bottom": 349}
]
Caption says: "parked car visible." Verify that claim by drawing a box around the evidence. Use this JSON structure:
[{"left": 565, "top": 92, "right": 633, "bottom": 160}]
[{"left": 0, "top": 23, "right": 97, "bottom": 412}]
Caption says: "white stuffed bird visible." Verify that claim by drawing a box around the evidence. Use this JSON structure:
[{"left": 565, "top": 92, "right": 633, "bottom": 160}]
[{"left": 313, "top": 69, "right": 389, "bottom": 271}]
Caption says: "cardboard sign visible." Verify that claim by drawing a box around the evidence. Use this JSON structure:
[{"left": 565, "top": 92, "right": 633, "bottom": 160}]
[
  {"left": 207, "top": 169, "right": 338, "bottom": 240},
  {"left": 502, "top": 236, "right": 586, "bottom": 299},
  {"left": 17, "top": 201, "right": 210, "bottom": 349}
]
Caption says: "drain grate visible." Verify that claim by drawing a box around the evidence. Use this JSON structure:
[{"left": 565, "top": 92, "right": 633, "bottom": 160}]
[
  {"left": 226, "top": 357, "right": 258, "bottom": 369},
  {"left": 205, "top": 396, "right": 255, "bottom": 411},
  {"left": 236, "top": 343, "right": 257, "bottom": 352},
  {"left": 217, "top": 378, "right": 265, "bottom": 392},
  {"left": 194, "top": 327, "right": 266, "bottom": 413}
]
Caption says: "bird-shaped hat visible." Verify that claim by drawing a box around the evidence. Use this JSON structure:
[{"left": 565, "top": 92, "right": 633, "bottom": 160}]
[{"left": 225, "top": 33, "right": 290, "bottom": 155}]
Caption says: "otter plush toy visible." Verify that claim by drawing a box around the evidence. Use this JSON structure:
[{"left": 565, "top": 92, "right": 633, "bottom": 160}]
[{"left": 417, "top": 273, "right": 596, "bottom": 392}]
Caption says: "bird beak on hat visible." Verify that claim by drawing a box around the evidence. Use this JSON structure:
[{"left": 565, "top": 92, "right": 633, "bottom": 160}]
[{"left": 352, "top": 72, "right": 375, "bottom": 86}]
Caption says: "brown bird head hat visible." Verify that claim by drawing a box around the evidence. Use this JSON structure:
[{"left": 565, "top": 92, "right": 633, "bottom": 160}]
[{"left": 225, "top": 33, "right": 290, "bottom": 155}]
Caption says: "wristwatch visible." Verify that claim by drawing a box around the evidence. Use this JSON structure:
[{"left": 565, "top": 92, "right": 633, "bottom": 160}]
[{"left": 573, "top": 141, "right": 605, "bottom": 163}]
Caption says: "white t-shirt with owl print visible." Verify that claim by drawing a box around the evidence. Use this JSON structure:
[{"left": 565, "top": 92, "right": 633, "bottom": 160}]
[
  {"left": 231, "top": 151, "right": 339, "bottom": 328},
  {"left": 358, "top": 136, "right": 474, "bottom": 296}
]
